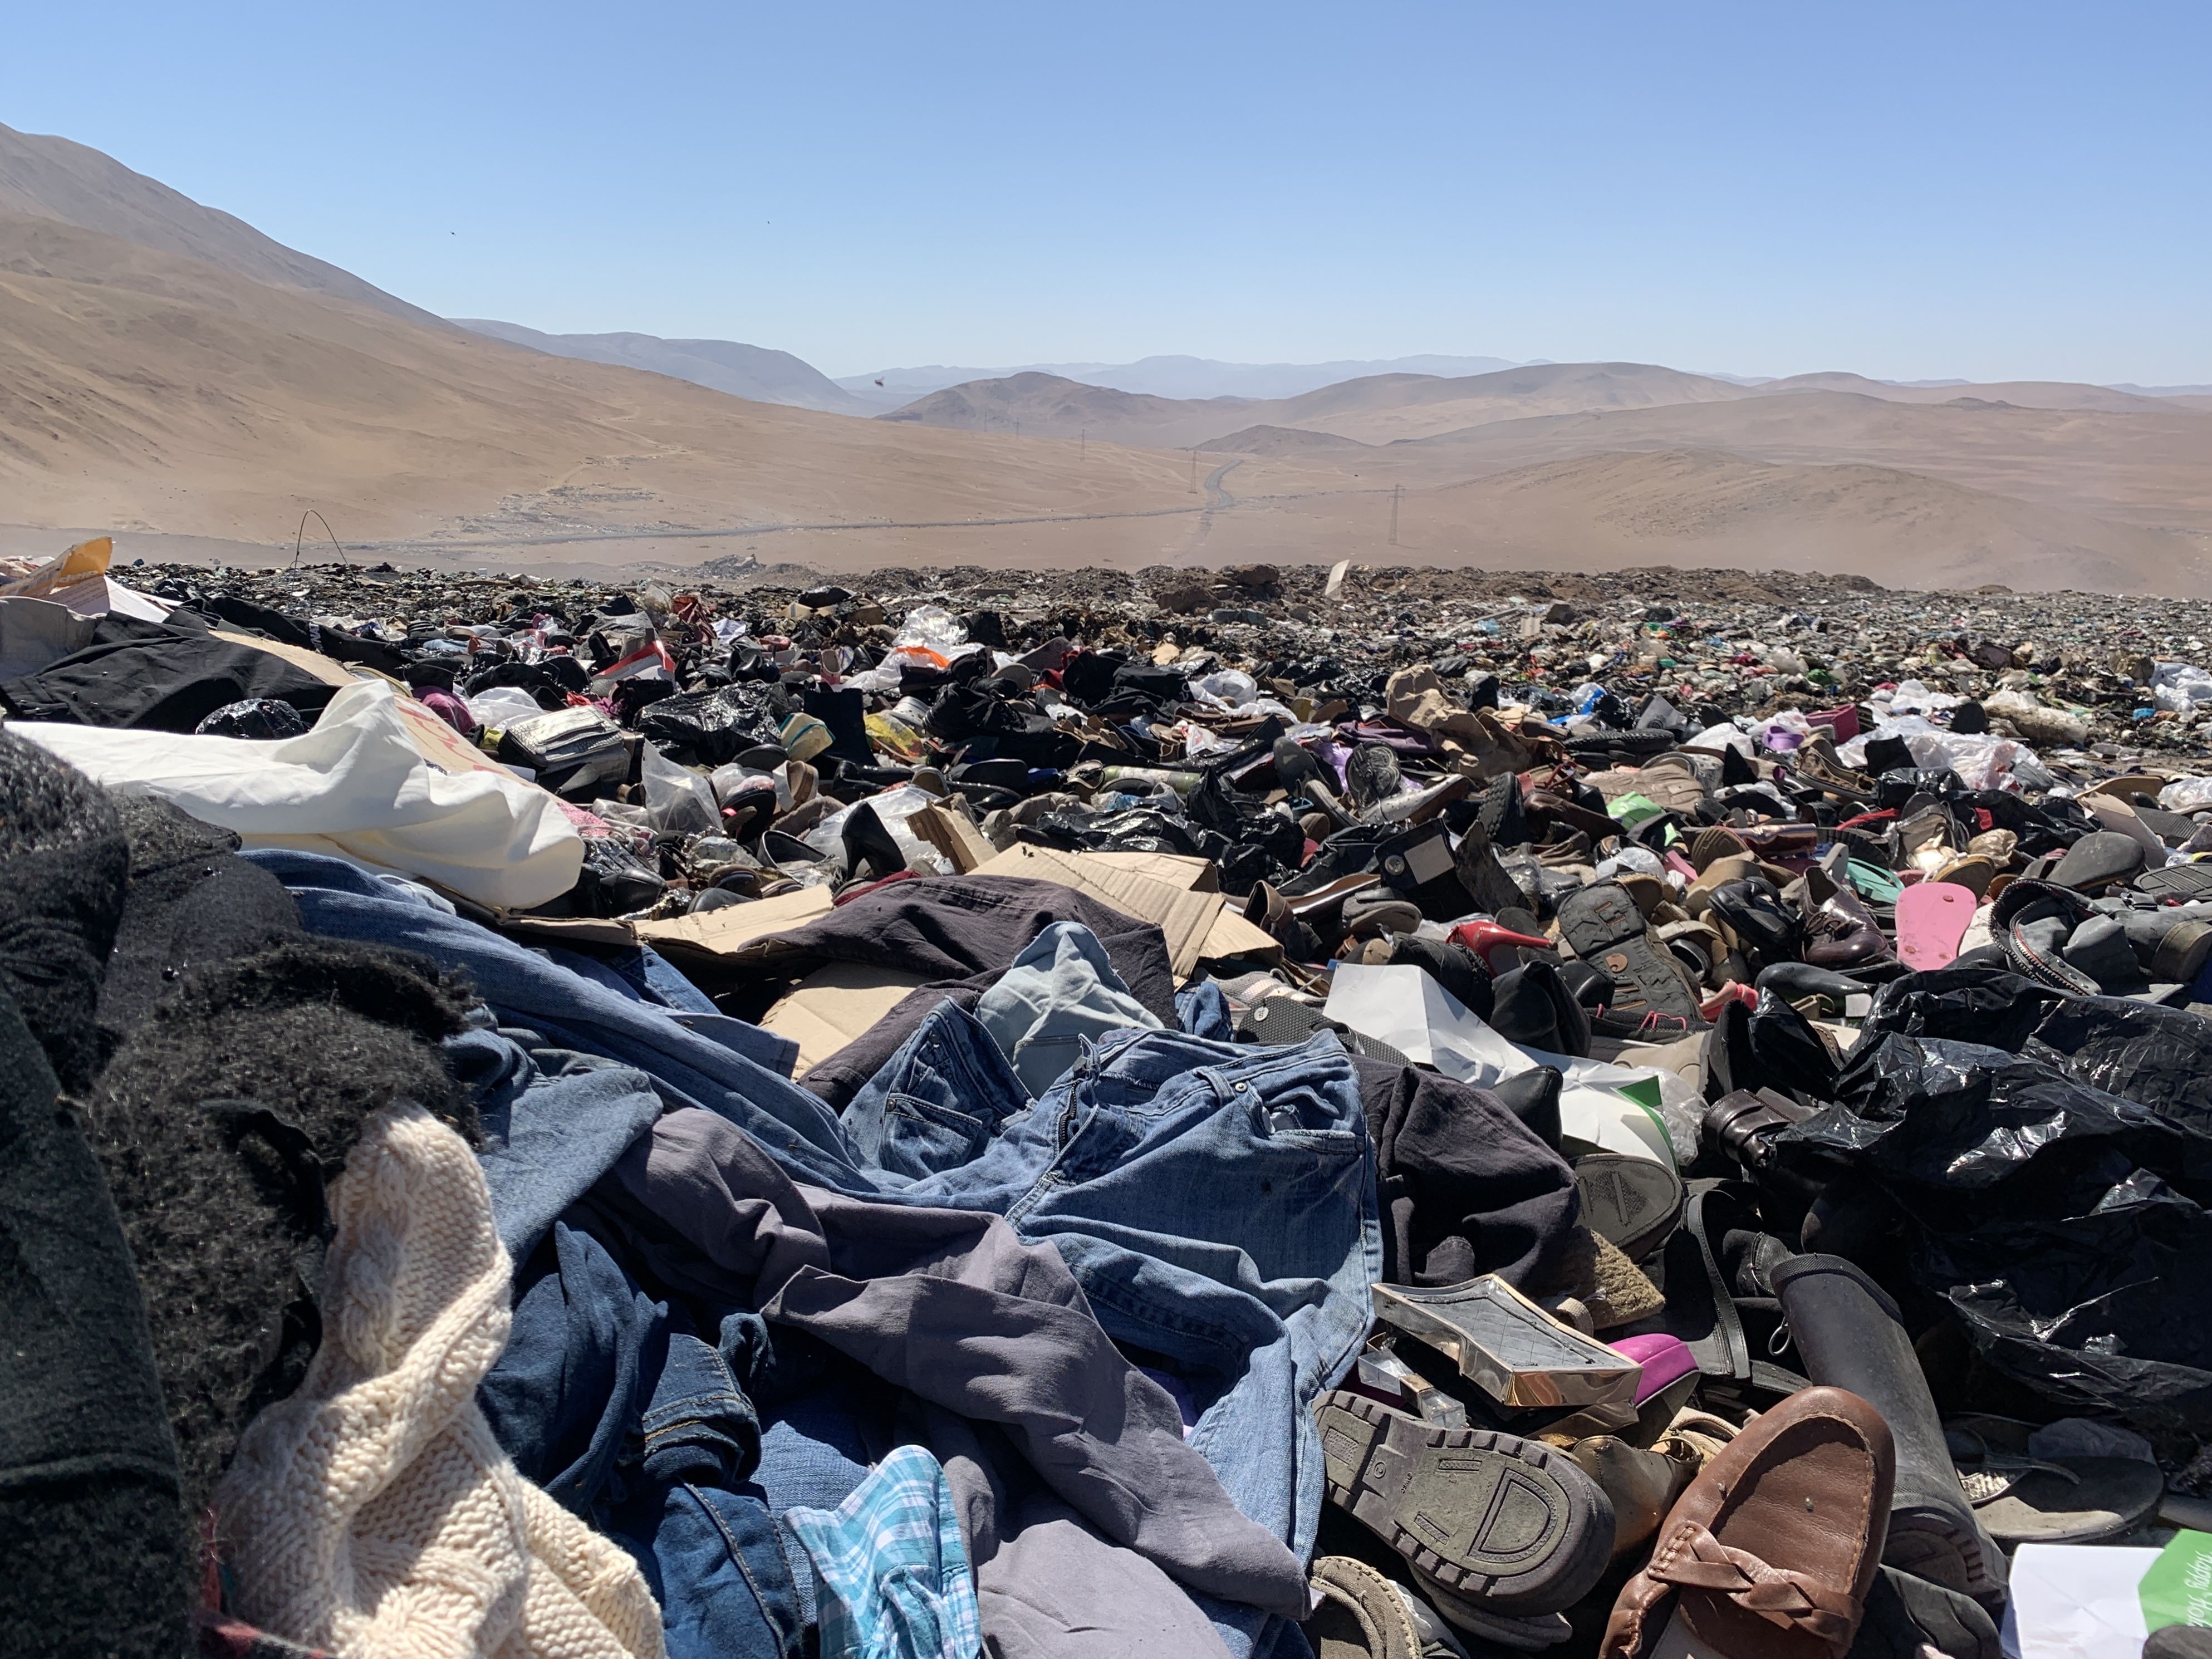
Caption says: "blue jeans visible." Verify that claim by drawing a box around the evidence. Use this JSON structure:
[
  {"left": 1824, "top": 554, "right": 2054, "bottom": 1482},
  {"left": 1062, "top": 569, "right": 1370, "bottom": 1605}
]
[
  {"left": 245, "top": 850, "right": 857, "bottom": 1179},
  {"left": 854, "top": 1007, "right": 1381, "bottom": 1652},
  {"left": 483, "top": 1218, "right": 879, "bottom": 1658}
]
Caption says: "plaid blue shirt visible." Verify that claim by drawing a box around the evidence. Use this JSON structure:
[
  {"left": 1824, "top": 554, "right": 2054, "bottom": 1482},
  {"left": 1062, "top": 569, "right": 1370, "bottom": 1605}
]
[{"left": 786, "top": 1444, "right": 981, "bottom": 1659}]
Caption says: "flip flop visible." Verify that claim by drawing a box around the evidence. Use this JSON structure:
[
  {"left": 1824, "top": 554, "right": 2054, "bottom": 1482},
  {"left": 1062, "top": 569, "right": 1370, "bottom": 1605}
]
[{"left": 1895, "top": 880, "right": 1976, "bottom": 971}]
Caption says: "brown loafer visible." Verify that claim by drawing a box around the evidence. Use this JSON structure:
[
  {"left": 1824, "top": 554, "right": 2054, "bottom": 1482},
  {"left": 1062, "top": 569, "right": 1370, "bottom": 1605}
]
[{"left": 1601, "top": 1386, "right": 1895, "bottom": 1659}]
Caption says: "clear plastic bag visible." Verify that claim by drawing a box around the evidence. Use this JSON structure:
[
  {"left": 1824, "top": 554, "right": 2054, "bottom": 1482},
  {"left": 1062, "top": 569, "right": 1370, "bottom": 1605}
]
[
  {"left": 886, "top": 604, "right": 969, "bottom": 669},
  {"left": 639, "top": 740, "right": 721, "bottom": 837}
]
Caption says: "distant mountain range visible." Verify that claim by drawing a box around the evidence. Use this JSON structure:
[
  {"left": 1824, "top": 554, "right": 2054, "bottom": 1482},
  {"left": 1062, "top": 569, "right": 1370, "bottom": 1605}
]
[
  {"left": 3, "top": 116, "right": 2208, "bottom": 594},
  {"left": 450, "top": 320, "right": 875, "bottom": 414},
  {"left": 834, "top": 354, "right": 1537, "bottom": 406}
]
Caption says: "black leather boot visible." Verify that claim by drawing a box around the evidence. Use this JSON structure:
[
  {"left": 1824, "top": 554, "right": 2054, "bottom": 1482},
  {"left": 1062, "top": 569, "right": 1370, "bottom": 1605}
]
[{"left": 1770, "top": 1253, "right": 2006, "bottom": 1603}]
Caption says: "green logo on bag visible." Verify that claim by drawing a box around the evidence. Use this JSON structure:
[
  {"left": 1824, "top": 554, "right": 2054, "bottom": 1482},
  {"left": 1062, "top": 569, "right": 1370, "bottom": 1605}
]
[{"left": 2140, "top": 1530, "right": 2212, "bottom": 1629}]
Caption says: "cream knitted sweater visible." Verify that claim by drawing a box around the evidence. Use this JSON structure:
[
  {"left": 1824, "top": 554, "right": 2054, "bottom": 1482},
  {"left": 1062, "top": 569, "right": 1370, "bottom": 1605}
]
[{"left": 215, "top": 1102, "right": 666, "bottom": 1659}]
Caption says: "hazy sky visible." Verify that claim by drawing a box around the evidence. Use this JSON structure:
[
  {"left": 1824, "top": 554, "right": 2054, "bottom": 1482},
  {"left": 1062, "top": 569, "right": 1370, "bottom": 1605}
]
[{"left": 6, "top": 2, "right": 2208, "bottom": 383}]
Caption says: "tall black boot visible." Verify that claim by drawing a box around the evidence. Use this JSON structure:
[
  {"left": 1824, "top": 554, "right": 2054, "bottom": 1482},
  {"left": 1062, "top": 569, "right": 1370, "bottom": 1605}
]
[{"left": 1771, "top": 1253, "right": 2007, "bottom": 1603}]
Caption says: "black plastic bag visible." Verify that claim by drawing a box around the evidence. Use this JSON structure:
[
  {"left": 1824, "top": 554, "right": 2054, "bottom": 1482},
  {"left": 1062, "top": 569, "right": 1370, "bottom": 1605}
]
[
  {"left": 636, "top": 684, "right": 787, "bottom": 766},
  {"left": 1868, "top": 967, "right": 2212, "bottom": 1125},
  {"left": 194, "top": 698, "right": 308, "bottom": 739},
  {"left": 1774, "top": 1029, "right": 2212, "bottom": 1427}
]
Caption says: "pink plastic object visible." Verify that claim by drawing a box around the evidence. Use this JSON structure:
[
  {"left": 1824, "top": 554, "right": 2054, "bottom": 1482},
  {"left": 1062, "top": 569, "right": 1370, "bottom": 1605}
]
[
  {"left": 1807, "top": 704, "right": 1861, "bottom": 743},
  {"left": 1608, "top": 1333, "right": 1697, "bottom": 1406},
  {"left": 1895, "top": 880, "right": 1976, "bottom": 971}
]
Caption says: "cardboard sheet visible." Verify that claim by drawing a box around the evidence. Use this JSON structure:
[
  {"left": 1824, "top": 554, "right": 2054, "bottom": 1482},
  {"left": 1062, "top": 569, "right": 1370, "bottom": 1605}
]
[
  {"left": 1072, "top": 850, "right": 1221, "bottom": 892},
  {"left": 908, "top": 802, "right": 997, "bottom": 873},
  {"left": 761, "top": 962, "right": 936, "bottom": 1076},
  {"left": 636, "top": 884, "right": 835, "bottom": 956},
  {"left": 971, "top": 843, "right": 1225, "bottom": 977}
]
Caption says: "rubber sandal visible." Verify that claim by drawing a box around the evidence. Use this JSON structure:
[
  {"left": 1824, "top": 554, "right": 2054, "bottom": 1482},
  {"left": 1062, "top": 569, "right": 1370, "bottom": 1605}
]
[
  {"left": 1944, "top": 1416, "right": 2165, "bottom": 1547},
  {"left": 2135, "top": 863, "right": 2212, "bottom": 901},
  {"left": 1894, "top": 881, "right": 1976, "bottom": 971},
  {"left": 1316, "top": 1390, "right": 1617, "bottom": 1613}
]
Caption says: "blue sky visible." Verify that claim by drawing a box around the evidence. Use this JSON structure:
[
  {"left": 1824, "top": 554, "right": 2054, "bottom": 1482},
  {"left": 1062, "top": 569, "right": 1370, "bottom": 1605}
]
[{"left": 6, "top": 2, "right": 2207, "bottom": 382}]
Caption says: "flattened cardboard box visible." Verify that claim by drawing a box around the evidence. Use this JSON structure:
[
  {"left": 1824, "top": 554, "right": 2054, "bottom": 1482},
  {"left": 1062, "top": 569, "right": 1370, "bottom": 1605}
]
[
  {"left": 635, "top": 885, "right": 835, "bottom": 957},
  {"left": 971, "top": 843, "right": 1223, "bottom": 978}
]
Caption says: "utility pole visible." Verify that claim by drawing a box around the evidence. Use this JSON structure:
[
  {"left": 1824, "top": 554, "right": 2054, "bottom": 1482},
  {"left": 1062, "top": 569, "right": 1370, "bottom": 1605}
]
[
  {"left": 1079, "top": 428, "right": 1086, "bottom": 461},
  {"left": 1189, "top": 448, "right": 1198, "bottom": 493},
  {"left": 1388, "top": 484, "right": 1402, "bottom": 547}
]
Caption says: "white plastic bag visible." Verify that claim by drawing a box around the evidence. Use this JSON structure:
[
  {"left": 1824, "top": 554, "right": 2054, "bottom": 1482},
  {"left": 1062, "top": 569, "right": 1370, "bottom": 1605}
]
[{"left": 15, "top": 679, "right": 582, "bottom": 907}]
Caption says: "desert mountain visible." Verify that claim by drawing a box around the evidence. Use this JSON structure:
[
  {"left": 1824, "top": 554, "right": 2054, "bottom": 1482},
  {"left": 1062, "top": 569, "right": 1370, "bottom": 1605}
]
[
  {"left": 881, "top": 362, "right": 1764, "bottom": 448},
  {"left": 840, "top": 352, "right": 1531, "bottom": 406},
  {"left": 879, "top": 372, "right": 1252, "bottom": 449},
  {"left": 0, "top": 207, "right": 1297, "bottom": 568},
  {"left": 3, "top": 122, "right": 2208, "bottom": 592},
  {"left": 1199, "top": 425, "right": 1373, "bottom": 455},
  {"left": 1753, "top": 371, "right": 2175, "bottom": 414},
  {"left": 0, "top": 120, "right": 438, "bottom": 327},
  {"left": 452, "top": 320, "right": 874, "bottom": 415}
]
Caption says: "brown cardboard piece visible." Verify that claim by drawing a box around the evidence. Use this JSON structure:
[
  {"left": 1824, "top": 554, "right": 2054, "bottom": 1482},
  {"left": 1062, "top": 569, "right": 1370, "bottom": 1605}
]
[
  {"left": 971, "top": 843, "right": 1224, "bottom": 977},
  {"left": 636, "top": 885, "right": 835, "bottom": 956},
  {"left": 761, "top": 963, "right": 937, "bottom": 1076},
  {"left": 908, "top": 802, "right": 997, "bottom": 873},
  {"left": 1199, "top": 905, "right": 1281, "bottom": 964},
  {"left": 1070, "top": 850, "right": 1220, "bottom": 893}
]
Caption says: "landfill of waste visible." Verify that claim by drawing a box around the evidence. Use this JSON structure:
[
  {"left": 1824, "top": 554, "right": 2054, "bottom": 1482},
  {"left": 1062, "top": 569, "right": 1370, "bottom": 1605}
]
[{"left": 9, "top": 534, "right": 2212, "bottom": 1659}]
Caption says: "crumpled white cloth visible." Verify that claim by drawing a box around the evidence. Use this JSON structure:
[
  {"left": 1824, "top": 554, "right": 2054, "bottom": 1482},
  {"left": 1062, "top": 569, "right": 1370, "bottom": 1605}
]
[{"left": 13, "top": 678, "right": 581, "bottom": 907}]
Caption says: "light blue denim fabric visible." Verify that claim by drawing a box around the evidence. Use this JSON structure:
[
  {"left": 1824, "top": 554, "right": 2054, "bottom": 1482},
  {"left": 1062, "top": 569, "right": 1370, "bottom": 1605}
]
[
  {"left": 858, "top": 1016, "right": 1381, "bottom": 1656},
  {"left": 840, "top": 1001, "right": 1032, "bottom": 1180},
  {"left": 1177, "top": 979, "right": 1235, "bottom": 1042},
  {"left": 973, "top": 921, "right": 1161, "bottom": 1094},
  {"left": 541, "top": 940, "right": 724, "bottom": 1015},
  {"left": 447, "top": 1019, "right": 665, "bottom": 1263}
]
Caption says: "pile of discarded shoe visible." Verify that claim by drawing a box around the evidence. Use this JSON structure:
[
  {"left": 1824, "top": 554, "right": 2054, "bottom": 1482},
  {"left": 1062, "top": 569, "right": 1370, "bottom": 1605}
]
[{"left": 9, "top": 535, "right": 2212, "bottom": 1659}]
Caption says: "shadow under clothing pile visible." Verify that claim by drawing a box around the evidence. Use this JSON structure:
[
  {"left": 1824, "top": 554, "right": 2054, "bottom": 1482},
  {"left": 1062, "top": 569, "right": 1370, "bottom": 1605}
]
[{"left": 253, "top": 852, "right": 1425, "bottom": 1658}]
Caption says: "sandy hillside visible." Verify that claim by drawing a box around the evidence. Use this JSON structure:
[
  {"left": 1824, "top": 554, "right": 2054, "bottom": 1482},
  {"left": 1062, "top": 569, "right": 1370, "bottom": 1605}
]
[
  {"left": 0, "top": 119, "right": 437, "bottom": 325},
  {"left": 880, "top": 372, "right": 1253, "bottom": 449},
  {"left": 1375, "top": 391, "right": 2212, "bottom": 539},
  {"left": 3, "top": 122, "right": 2209, "bottom": 592},
  {"left": 0, "top": 210, "right": 1361, "bottom": 559}
]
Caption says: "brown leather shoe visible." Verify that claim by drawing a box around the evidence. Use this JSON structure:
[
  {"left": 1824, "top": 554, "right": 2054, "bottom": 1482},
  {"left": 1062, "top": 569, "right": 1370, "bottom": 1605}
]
[{"left": 1600, "top": 1387, "right": 1895, "bottom": 1659}]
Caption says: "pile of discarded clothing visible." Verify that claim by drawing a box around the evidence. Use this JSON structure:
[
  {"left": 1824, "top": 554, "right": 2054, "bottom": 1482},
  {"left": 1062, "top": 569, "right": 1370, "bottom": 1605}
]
[{"left": 11, "top": 537, "right": 2212, "bottom": 1659}]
